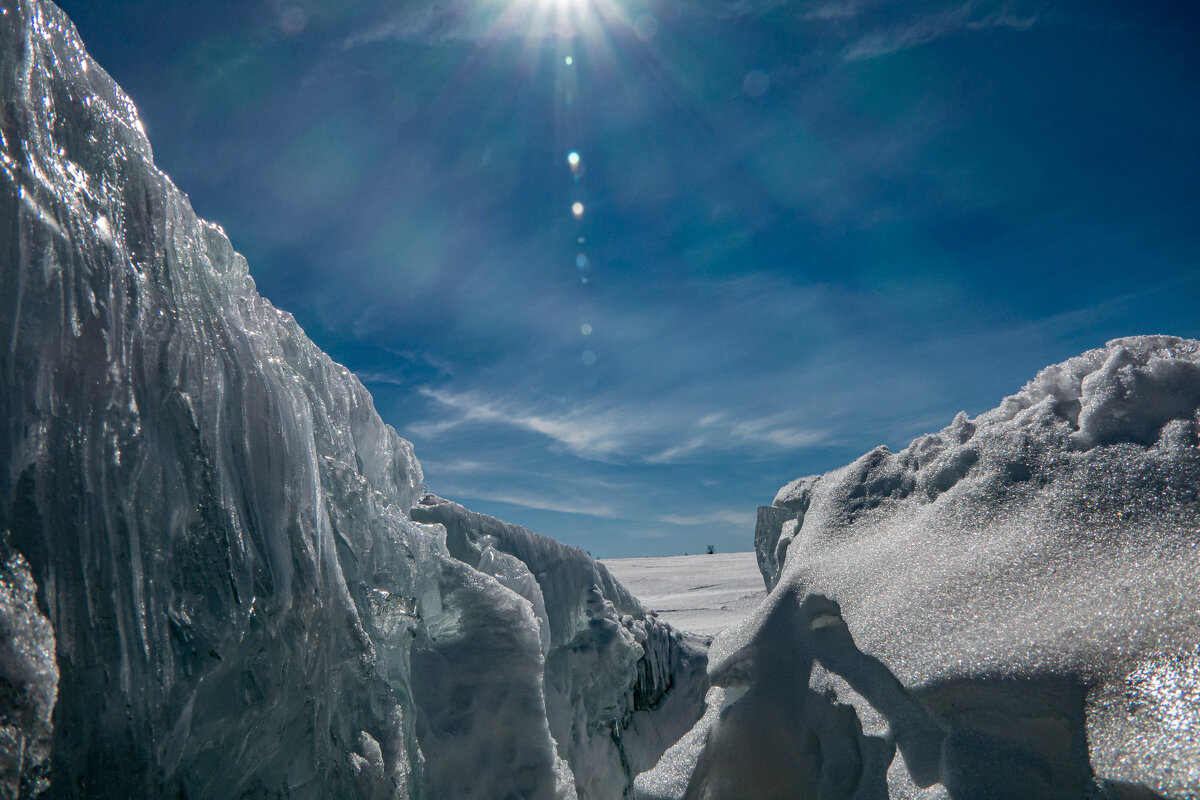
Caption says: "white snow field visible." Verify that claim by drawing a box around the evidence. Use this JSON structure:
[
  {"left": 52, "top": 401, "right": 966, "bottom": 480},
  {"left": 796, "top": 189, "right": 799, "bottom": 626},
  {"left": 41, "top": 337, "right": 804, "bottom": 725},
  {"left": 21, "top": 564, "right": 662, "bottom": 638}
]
[
  {"left": 602, "top": 553, "right": 767, "bottom": 638},
  {"left": 0, "top": 4, "right": 706, "bottom": 798},
  {"left": 639, "top": 335, "right": 1200, "bottom": 800}
]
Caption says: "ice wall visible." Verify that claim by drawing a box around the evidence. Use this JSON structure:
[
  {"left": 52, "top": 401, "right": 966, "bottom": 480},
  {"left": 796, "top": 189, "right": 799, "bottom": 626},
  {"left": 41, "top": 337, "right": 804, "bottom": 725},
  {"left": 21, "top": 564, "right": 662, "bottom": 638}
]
[
  {"left": 0, "top": 2, "right": 704, "bottom": 797},
  {"left": 689, "top": 336, "right": 1200, "bottom": 799}
]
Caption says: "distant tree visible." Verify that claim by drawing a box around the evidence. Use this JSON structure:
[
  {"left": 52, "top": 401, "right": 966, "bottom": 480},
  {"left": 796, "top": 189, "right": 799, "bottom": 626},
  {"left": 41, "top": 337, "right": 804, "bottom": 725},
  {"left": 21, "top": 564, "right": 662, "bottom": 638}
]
[{"left": 706, "top": 544, "right": 716, "bottom": 555}]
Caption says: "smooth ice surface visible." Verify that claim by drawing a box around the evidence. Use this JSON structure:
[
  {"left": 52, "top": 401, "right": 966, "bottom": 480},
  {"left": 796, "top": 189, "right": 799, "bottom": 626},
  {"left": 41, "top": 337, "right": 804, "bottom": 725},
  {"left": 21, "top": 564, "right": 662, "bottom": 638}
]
[
  {"left": 704, "top": 335, "right": 1200, "bottom": 799},
  {"left": 0, "top": 3, "right": 704, "bottom": 797},
  {"left": 601, "top": 553, "right": 766, "bottom": 638}
]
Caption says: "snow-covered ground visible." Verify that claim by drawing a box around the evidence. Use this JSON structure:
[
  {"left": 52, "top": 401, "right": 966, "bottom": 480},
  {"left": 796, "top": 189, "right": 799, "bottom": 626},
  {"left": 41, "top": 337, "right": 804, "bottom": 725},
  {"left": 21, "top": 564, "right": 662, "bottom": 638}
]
[{"left": 602, "top": 553, "right": 766, "bottom": 637}]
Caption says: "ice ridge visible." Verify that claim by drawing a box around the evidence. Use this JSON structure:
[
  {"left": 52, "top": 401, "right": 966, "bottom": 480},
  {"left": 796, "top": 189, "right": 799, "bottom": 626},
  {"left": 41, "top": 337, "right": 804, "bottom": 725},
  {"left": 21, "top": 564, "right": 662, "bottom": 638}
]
[{"left": 0, "top": 2, "right": 705, "bottom": 797}]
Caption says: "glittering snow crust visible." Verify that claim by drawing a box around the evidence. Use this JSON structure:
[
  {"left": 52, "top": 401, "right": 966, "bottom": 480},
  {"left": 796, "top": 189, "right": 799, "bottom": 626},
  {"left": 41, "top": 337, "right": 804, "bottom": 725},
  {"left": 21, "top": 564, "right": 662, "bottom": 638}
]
[
  {"left": 680, "top": 335, "right": 1199, "bottom": 799},
  {"left": 0, "top": 2, "right": 705, "bottom": 797}
]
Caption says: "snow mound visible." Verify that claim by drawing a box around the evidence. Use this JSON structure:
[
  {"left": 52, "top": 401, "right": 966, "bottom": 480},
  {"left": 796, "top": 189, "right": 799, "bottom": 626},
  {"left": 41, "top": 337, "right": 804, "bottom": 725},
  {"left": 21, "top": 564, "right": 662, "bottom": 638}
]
[
  {"left": 694, "top": 336, "right": 1200, "bottom": 799},
  {"left": 0, "top": 3, "right": 704, "bottom": 797}
]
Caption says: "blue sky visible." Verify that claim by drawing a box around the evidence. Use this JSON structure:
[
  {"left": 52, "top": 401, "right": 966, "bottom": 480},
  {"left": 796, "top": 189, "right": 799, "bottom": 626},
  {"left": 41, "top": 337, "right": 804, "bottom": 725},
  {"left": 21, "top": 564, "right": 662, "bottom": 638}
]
[{"left": 59, "top": 0, "right": 1200, "bottom": 556}]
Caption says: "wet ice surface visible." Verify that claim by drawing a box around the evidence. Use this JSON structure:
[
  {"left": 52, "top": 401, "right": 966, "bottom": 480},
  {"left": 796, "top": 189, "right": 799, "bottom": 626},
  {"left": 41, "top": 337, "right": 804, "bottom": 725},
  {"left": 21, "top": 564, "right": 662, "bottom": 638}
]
[{"left": 601, "top": 553, "right": 766, "bottom": 638}]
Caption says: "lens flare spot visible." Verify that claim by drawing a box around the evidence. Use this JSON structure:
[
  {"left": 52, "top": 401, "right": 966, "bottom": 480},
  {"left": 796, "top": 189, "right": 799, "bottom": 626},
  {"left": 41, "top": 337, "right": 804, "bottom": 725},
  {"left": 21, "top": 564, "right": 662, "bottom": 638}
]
[
  {"left": 742, "top": 70, "right": 770, "bottom": 97},
  {"left": 582, "top": 350, "right": 596, "bottom": 365},
  {"left": 633, "top": 15, "right": 659, "bottom": 40},
  {"left": 565, "top": 56, "right": 574, "bottom": 65},
  {"left": 576, "top": 253, "right": 588, "bottom": 268},
  {"left": 581, "top": 324, "right": 593, "bottom": 335},
  {"left": 280, "top": 6, "right": 307, "bottom": 34},
  {"left": 568, "top": 151, "right": 581, "bottom": 168},
  {"left": 572, "top": 202, "right": 584, "bottom": 218}
]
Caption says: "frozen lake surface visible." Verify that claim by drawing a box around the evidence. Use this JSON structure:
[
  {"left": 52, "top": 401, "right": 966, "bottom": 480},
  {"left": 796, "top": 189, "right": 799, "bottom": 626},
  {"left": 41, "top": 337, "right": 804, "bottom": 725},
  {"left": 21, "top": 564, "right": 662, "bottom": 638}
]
[{"left": 602, "top": 552, "right": 767, "bottom": 637}]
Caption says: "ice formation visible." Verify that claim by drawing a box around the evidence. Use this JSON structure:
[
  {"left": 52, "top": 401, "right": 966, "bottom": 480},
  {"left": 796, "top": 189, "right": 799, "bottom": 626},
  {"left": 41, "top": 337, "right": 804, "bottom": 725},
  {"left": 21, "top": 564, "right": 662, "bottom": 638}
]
[
  {"left": 641, "top": 336, "right": 1199, "bottom": 799},
  {"left": 411, "top": 498, "right": 709, "bottom": 800},
  {"left": 0, "top": 2, "right": 706, "bottom": 797},
  {"left": 0, "top": 536, "right": 56, "bottom": 799}
]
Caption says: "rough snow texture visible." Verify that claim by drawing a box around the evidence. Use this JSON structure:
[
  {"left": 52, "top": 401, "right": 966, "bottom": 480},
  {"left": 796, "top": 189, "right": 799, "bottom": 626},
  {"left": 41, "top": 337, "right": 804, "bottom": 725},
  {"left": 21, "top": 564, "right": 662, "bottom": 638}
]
[
  {"left": 724, "top": 336, "right": 1199, "bottom": 799},
  {"left": 0, "top": 3, "right": 704, "bottom": 797}
]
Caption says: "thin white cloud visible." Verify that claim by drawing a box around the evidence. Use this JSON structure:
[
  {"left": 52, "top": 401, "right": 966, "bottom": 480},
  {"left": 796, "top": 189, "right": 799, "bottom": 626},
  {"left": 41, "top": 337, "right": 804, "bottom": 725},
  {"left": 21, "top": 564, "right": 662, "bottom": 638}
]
[
  {"left": 844, "top": 2, "right": 1038, "bottom": 61},
  {"left": 716, "top": 0, "right": 790, "bottom": 18},
  {"left": 413, "top": 386, "right": 829, "bottom": 466},
  {"left": 804, "top": 1, "right": 862, "bottom": 21},
  {"left": 355, "top": 370, "right": 408, "bottom": 387},
  {"left": 441, "top": 487, "right": 622, "bottom": 519},
  {"left": 414, "top": 387, "right": 829, "bottom": 466},
  {"left": 645, "top": 438, "right": 707, "bottom": 464},
  {"left": 342, "top": 5, "right": 487, "bottom": 47},
  {"left": 413, "top": 387, "right": 642, "bottom": 460},
  {"left": 418, "top": 458, "right": 491, "bottom": 474},
  {"left": 728, "top": 415, "right": 828, "bottom": 449},
  {"left": 407, "top": 417, "right": 465, "bottom": 440},
  {"left": 657, "top": 509, "right": 756, "bottom": 527},
  {"left": 966, "top": 9, "right": 1037, "bottom": 32}
]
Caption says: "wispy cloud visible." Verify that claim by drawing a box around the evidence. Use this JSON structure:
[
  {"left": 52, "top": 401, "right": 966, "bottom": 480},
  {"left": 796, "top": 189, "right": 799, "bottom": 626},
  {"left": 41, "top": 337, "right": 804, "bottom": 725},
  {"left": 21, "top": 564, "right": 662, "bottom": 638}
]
[
  {"left": 352, "top": 350, "right": 453, "bottom": 389},
  {"left": 645, "top": 438, "right": 707, "bottom": 464},
  {"left": 342, "top": 4, "right": 492, "bottom": 47},
  {"left": 656, "top": 509, "right": 756, "bottom": 527},
  {"left": 715, "top": 0, "right": 790, "bottom": 19},
  {"left": 844, "top": 2, "right": 1038, "bottom": 61},
  {"left": 804, "top": 1, "right": 863, "bottom": 22},
  {"left": 413, "top": 387, "right": 829, "bottom": 464},
  {"left": 355, "top": 370, "right": 408, "bottom": 387},
  {"left": 417, "top": 458, "right": 491, "bottom": 474},
  {"left": 411, "top": 387, "right": 647, "bottom": 461},
  {"left": 729, "top": 416, "right": 828, "bottom": 449},
  {"left": 439, "top": 486, "right": 622, "bottom": 519}
]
